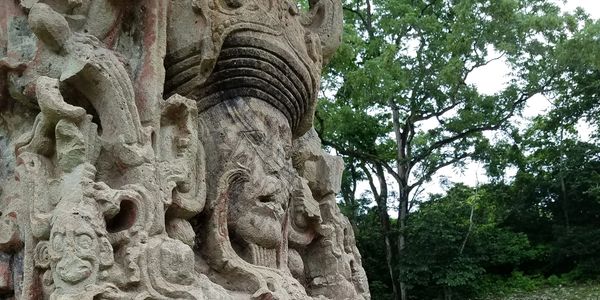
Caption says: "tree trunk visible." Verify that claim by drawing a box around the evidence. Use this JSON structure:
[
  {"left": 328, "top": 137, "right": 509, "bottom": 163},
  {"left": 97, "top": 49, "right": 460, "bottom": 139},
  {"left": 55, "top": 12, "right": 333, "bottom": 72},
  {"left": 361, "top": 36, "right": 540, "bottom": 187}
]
[
  {"left": 558, "top": 127, "right": 570, "bottom": 231},
  {"left": 362, "top": 163, "right": 400, "bottom": 300},
  {"left": 379, "top": 207, "right": 399, "bottom": 300},
  {"left": 390, "top": 100, "right": 409, "bottom": 300},
  {"left": 341, "top": 162, "right": 360, "bottom": 233},
  {"left": 444, "top": 286, "right": 452, "bottom": 300},
  {"left": 398, "top": 189, "right": 408, "bottom": 300},
  {"left": 460, "top": 202, "right": 475, "bottom": 254}
]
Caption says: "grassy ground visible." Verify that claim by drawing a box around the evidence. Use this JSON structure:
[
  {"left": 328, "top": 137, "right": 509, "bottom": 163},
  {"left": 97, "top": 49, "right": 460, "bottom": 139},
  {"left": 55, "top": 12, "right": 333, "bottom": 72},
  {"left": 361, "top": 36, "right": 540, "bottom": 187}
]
[{"left": 486, "top": 284, "right": 600, "bottom": 300}]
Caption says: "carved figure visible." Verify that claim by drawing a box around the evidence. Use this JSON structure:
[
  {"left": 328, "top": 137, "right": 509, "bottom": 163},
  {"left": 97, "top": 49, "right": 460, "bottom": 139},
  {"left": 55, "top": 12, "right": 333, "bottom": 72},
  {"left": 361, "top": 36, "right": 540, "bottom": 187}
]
[
  {"left": 0, "top": 0, "right": 369, "bottom": 299},
  {"left": 41, "top": 203, "right": 116, "bottom": 299}
]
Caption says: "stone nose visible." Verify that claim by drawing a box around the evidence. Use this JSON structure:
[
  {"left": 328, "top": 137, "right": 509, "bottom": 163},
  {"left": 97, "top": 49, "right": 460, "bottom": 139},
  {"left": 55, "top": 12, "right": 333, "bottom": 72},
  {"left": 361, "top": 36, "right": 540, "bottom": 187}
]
[
  {"left": 257, "top": 176, "right": 287, "bottom": 205},
  {"left": 59, "top": 237, "right": 78, "bottom": 253},
  {"left": 261, "top": 176, "right": 280, "bottom": 195}
]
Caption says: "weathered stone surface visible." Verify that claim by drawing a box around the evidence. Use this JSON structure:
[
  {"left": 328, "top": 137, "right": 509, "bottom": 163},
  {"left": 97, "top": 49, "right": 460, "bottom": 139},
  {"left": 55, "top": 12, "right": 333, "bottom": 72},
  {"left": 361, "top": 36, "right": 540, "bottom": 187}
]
[{"left": 0, "top": 1, "right": 368, "bottom": 299}]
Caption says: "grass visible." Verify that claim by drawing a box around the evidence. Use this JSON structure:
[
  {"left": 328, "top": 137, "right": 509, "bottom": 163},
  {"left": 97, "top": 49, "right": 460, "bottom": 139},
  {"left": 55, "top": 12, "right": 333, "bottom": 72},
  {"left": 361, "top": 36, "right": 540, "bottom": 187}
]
[{"left": 486, "top": 284, "right": 600, "bottom": 300}]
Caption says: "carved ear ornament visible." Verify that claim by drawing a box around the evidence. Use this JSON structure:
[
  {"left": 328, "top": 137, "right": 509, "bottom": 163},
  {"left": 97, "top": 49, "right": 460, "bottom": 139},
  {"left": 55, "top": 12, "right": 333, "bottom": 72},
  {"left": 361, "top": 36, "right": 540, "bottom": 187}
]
[
  {"left": 34, "top": 241, "right": 51, "bottom": 269},
  {"left": 300, "top": 0, "right": 343, "bottom": 63}
]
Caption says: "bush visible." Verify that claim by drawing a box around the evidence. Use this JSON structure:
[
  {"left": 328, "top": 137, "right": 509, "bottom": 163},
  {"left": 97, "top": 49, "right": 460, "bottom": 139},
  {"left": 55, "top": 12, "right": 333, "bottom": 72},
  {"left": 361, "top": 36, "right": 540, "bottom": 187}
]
[{"left": 505, "top": 271, "right": 543, "bottom": 292}]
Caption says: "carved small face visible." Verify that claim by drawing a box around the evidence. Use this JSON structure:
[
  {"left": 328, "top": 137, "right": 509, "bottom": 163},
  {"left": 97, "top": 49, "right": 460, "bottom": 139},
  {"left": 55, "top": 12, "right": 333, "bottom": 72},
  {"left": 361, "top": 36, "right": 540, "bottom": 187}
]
[
  {"left": 48, "top": 213, "right": 112, "bottom": 288},
  {"left": 159, "top": 239, "right": 195, "bottom": 285},
  {"left": 229, "top": 162, "right": 291, "bottom": 249},
  {"left": 50, "top": 217, "right": 96, "bottom": 284}
]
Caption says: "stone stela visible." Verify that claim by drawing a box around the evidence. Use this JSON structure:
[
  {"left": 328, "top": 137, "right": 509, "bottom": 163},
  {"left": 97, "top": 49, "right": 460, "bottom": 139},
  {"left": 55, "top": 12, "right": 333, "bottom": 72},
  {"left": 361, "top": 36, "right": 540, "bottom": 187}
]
[{"left": 0, "top": 0, "right": 369, "bottom": 299}]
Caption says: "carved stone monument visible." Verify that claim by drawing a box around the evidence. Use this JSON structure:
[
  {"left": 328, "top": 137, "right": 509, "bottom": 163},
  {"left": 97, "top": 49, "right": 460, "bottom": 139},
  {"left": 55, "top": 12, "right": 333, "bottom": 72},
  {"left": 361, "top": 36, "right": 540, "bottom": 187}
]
[{"left": 0, "top": 0, "right": 369, "bottom": 299}]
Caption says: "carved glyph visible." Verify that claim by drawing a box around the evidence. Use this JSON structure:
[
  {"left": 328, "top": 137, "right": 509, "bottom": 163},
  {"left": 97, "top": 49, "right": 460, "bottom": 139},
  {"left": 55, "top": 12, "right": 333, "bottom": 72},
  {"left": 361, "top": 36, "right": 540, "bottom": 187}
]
[{"left": 0, "top": 0, "right": 367, "bottom": 299}]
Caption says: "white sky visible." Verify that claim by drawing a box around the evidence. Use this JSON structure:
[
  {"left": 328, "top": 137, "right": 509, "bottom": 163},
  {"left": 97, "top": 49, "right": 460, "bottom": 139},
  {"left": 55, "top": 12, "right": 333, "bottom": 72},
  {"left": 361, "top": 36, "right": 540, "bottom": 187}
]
[{"left": 355, "top": 0, "right": 600, "bottom": 208}]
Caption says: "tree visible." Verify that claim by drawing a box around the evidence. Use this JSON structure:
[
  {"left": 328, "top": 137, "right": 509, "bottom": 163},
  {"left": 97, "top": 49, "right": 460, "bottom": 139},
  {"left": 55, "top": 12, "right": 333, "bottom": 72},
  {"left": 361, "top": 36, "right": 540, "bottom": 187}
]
[
  {"left": 318, "top": 1, "right": 580, "bottom": 299},
  {"left": 401, "top": 184, "right": 535, "bottom": 299},
  {"left": 541, "top": 15, "right": 600, "bottom": 135},
  {"left": 354, "top": 207, "right": 396, "bottom": 300},
  {"left": 486, "top": 115, "right": 600, "bottom": 277}
]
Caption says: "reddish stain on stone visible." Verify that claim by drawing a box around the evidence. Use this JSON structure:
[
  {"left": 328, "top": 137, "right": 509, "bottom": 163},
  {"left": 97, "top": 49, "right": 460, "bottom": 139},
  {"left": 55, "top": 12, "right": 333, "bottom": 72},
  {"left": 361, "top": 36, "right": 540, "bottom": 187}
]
[
  {"left": 1, "top": 1, "right": 25, "bottom": 50},
  {"left": 134, "top": 0, "right": 167, "bottom": 122},
  {"left": 0, "top": 259, "right": 12, "bottom": 292},
  {"left": 14, "top": 153, "right": 25, "bottom": 166},
  {"left": 114, "top": 160, "right": 129, "bottom": 175},
  {"left": 103, "top": 11, "right": 124, "bottom": 49},
  {"left": 24, "top": 270, "right": 43, "bottom": 300}
]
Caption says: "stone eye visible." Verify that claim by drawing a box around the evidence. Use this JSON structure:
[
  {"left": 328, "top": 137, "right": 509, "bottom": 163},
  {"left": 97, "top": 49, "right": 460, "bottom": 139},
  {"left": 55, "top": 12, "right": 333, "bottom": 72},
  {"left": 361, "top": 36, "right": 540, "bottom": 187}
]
[
  {"left": 76, "top": 234, "right": 93, "bottom": 250},
  {"left": 52, "top": 233, "right": 65, "bottom": 252},
  {"left": 222, "top": 0, "right": 243, "bottom": 8},
  {"left": 243, "top": 130, "right": 266, "bottom": 145}
]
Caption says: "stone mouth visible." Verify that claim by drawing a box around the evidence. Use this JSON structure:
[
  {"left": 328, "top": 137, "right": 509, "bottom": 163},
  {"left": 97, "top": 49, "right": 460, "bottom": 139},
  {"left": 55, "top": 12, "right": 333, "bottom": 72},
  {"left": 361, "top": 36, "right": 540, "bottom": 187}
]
[
  {"left": 57, "top": 259, "right": 92, "bottom": 284},
  {"left": 253, "top": 201, "right": 286, "bottom": 222}
]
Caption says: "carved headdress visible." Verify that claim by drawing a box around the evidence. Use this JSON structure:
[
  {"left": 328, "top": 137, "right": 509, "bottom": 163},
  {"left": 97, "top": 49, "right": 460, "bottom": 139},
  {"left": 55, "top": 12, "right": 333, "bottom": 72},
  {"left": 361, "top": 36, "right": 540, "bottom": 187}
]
[{"left": 165, "top": 0, "right": 342, "bottom": 136}]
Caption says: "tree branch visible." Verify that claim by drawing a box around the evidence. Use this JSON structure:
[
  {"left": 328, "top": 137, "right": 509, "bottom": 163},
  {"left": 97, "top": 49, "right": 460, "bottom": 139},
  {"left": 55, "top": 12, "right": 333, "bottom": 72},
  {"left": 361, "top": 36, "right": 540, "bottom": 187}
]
[
  {"left": 410, "top": 91, "right": 535, "bottom": 166},
  {"left": 320, "top": 138, "right": 402, "bottom": 183},
  {"left": 360, "top": 162, "right": 380, "bottom": 200},
  {"left": 343, "top": 6, "right": 370, "bottom": 33},
  {"left": 409, "top": 152, "right": 471, "bottom": 190},
  {"left": 459, "top": 201, "right": 475, "bottom": 254}
]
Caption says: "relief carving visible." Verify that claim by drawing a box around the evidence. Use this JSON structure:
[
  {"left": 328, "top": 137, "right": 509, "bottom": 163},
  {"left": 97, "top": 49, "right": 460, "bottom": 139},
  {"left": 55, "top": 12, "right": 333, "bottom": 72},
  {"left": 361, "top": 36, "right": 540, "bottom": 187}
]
[{"left": 0, "top": 0, "right": 368, "bottom": 299}]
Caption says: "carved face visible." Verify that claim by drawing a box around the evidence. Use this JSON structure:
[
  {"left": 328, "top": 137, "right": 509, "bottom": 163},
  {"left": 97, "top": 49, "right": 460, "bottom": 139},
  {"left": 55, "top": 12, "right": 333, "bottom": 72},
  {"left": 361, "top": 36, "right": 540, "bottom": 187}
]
[
  {"left": 48, "top": 213, "right": 112, "bottom": 289},
  {"left": 158, "top": 239, "right": 195, "bottom": 285},
  {"left": 201, "top": 97, "right": 294, "bottom": 254},
  {"left": 225, "top": 99, "right": 294, "bottom": 250}
]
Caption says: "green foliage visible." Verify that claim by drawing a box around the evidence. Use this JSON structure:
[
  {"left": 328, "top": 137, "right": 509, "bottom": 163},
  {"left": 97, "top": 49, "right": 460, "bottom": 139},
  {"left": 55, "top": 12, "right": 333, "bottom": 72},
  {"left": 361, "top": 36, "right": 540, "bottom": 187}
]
[
  {"left": 348, "top": 132, "right": 600, "bottom": 298},
  {"left": 319, "top": 0, "right": 586, "bottom": 225},
  {"left": 489, "top": 284, "right": 600, "bottom": 300},
  {"left": 546, "top": 275, "right": 566, "bottom": 287},
  {"left": 475, "top": 272, "right": 580, "bottom": 299},
  {"left": 324, "top": 0, "right": 600, "bottom": 299},
  {"left": 399, "top": 185, "right": 538, "bottom": 299},
  {"left": 503, "top": 272, "right": 544, "bottom": 292},
  {"left": 354, "top": 208, "right": 395, "bottom": 300}
]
